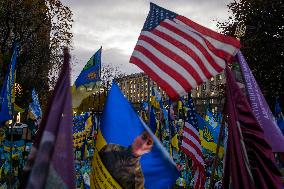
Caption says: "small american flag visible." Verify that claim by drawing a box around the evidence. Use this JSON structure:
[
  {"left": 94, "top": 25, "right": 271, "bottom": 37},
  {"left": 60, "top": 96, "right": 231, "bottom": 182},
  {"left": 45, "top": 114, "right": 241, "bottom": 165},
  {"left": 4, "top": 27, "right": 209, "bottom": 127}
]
[
  {"left": 130, "top": 3, "right": 240, "bottom": 100},
  {"left": 181, "top": 95, "right": 205, "bottom": 189}
]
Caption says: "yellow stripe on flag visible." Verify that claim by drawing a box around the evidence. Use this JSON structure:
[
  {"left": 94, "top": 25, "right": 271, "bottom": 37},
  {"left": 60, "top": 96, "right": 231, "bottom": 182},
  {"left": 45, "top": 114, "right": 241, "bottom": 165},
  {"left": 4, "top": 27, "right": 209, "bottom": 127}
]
[{"left": 171, "top": 134, "right": 179, "bottom": 151}]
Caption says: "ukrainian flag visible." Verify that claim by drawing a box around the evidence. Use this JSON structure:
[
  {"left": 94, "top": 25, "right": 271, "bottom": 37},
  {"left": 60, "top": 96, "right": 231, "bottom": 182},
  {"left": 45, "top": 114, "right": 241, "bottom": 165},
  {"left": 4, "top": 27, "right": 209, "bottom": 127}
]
[
  {"left": 196, "top": 114, "right": 224, "bottom": 157},
  {"left": 91, "top": 82, "right": 179, "bottom": 189}
]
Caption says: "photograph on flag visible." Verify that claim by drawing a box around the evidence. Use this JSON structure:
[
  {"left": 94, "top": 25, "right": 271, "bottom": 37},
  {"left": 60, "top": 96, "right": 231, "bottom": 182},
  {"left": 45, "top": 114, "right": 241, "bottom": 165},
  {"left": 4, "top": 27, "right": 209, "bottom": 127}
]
[{"left": 90, "top": 82, "right": 179, "bottom": 189}]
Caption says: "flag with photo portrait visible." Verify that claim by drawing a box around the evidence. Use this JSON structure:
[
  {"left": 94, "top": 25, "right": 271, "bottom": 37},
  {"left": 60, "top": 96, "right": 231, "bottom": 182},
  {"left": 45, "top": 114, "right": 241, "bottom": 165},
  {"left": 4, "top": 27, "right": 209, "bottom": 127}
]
[{"left": 90, "top": 82, "right": 179, "bottom": 189}]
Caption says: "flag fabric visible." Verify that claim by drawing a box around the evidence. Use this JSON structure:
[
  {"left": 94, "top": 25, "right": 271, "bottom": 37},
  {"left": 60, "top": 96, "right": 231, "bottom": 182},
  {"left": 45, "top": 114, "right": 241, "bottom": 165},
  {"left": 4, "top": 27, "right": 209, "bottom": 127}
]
[
  {"left": 205, "top": 109, "right": 218, "bottom": 129},
  {"left": 29, "top": 89, "right": 42, "bottom": 119},
  {"left": 204, "top": 109, "right": 222, "bottom": 142},
  {"left": 149, "top": 106, "right": 157, "bottom": 133},
  {"left": 25, "top": 49, "right": 75, "bottom": 188},
  {"left": 196, "top": 114, "right": 224, "bottom": 156},
  {"left": 72, "top": 47, "right": 102, "bottom": 108},
  {"left": 168, "top": 99, "right": 175, "bottom": 121},
  {"left": 180, "top": 95, "right": 205, "bottom": 189},
  {"left": 90, "top": 82, "right": 179, "bottom": 189},
  {"left": 74, "top": 47, "right": 101, "bottom": 88},
  {"left": 150, "top": 86, "right": 162, "bottom": 109},
  {"left": 237, "top": 51, "right": 284, "bottom": 152},
  {"left": 142, "top": 101, "right": 149, "bottom": 111},
  {"left": 162, "top": 102, "right": 169, "bottom": 130},
  {"left": 171, "top": 133, "right": 179, "bottom": 151},
  {"left": 275, "top": 97, "right": 282, "bottom": 115},
  {"left": 0, "top": 44, "right": 19, "bottom": 124},
  {"left": 223, "top": 66, "right": 282, "bottom": 189},
  {"left": 274, "top": 97, "right": 284, "bottom": 135},
  {"left": 130, "top": 2, "right": 240, "bottom": 100}
]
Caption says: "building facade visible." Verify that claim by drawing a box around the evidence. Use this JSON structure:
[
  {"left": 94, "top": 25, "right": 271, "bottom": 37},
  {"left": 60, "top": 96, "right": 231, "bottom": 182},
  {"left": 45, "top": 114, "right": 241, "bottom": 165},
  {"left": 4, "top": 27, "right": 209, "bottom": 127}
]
[{"left": 115, "top": 72, "right": 226, "bottom": 113}]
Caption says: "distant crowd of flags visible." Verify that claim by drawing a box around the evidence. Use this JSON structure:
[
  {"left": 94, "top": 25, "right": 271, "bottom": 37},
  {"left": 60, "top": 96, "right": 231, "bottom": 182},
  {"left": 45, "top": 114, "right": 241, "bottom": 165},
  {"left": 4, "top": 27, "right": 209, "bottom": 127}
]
[
  {"left": 140, "top": 86, "right": 226, "bottom": 187},
  {"left": 142, "top": 86, "right": 225, "bottom": 156}
]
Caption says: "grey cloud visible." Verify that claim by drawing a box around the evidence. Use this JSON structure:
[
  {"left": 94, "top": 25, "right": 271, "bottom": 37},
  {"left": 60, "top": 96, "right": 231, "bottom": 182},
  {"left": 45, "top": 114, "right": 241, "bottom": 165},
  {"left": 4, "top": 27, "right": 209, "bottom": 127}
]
[
  {"left": 102, "top": 48, "right": 142, "bottom": 74},
  {"left": 61, "top": 0, "right": 233, "bottom": 82}
]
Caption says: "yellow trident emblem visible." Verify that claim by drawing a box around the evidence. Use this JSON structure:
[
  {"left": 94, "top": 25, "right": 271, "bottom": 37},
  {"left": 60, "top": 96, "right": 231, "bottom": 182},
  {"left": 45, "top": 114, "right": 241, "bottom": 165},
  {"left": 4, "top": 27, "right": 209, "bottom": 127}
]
[{"left": 203, "top": 127, "right": 214, "bottom": 142}]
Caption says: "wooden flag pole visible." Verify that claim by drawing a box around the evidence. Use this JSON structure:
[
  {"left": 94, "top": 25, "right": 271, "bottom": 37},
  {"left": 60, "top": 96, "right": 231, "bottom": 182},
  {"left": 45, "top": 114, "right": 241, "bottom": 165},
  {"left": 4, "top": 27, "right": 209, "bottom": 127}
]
[{"left": 208, "top": 112, "right": 226, "bottom": 189}]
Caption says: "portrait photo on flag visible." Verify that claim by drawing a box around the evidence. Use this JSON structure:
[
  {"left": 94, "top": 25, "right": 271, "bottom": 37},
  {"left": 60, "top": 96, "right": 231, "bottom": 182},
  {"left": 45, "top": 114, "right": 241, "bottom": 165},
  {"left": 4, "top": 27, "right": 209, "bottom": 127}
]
[{"left": 90, "top": 82, "right": 179, "bottom": 189}]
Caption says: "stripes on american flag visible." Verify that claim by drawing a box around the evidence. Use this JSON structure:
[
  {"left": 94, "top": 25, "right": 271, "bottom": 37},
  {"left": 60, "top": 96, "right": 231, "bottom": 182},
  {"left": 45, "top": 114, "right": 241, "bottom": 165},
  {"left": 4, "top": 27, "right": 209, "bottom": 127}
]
[
  {"left": 130, "top": 3, "right": 240, "bottom": 100},
  {"left": 181, "top": 95, "right": 206, "bottom": 189}
]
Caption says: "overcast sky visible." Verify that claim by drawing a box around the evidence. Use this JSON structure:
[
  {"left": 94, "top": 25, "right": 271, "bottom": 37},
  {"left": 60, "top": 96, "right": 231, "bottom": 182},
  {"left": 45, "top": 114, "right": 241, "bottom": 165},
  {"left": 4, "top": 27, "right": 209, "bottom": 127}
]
[{"left": 60, "top": 0, "right": 233, "bottom": 83}]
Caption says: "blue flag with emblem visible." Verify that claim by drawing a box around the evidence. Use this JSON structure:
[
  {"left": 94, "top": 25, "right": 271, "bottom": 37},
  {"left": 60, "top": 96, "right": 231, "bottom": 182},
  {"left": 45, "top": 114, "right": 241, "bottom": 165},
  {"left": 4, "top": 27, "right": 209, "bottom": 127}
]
[
  {"left": 91, "top": 82, "right": 179, "bottom": 189},
  {"left": 197, "top": 113, "right": 224, "bottom": 156},
  {"left": 74, "top": 47, "right": 101, "bottom": 88},
  {"left": 205, "top": 109, "right": 218, "bottom": 129},
  {"left": 0, "top": 44, "right": 19, "bottom": 124},
  {"left": 205, "top": 109, "right": 221, "bottom": 139}
]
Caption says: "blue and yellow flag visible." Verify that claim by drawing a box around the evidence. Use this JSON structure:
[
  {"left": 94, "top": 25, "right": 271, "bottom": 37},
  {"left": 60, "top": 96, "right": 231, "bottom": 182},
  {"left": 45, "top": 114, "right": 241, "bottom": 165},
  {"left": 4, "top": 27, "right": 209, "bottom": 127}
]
[
  {"left": 197, "top": 114, "right": 224, "bottom": 156},
  {"left": 29, "top": 89, "right": 42, "bottom": 119},
  {"left": 205, "top": 109, "right": 222, "bottom": 140},
  {"left": 171, "top": 133, "right": 179, "bottom": 151},
  {"left": 91, "top": 82, "right": 179, "bottom": 189},
  {"left": 72, "top": 48, "right": 102, "bottom": 108},
  {"left": 150, "top": 86, "right": 162, "bottom": 109},
  {"left": 0, "top": 44, "right": 18, "bottom": 124},
  {"left": 205, "top": 110, "right": 218, "bottom": 129},
  {"left": 74, "top": 47, "right": 101, "bottom": 88}
]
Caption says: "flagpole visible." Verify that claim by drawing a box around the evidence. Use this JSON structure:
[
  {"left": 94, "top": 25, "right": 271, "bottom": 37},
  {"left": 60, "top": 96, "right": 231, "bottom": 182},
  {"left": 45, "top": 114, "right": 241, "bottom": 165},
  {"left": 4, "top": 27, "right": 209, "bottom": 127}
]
[{"left": 208, "top": 112, "right": 225, "bottom": 189}]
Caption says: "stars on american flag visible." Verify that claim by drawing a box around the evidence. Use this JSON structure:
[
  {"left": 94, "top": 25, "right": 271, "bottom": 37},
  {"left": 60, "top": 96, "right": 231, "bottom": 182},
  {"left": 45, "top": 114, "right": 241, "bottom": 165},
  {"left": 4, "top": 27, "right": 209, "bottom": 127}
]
[
  {"left": 130, "top": 2, "right": 240, "bottom": 100},
  {"left": 187, "top": 96, "right": 199, "bottom": 129},
  {"left": 143, "top": 3, "right": 176, "bottom": 31}
]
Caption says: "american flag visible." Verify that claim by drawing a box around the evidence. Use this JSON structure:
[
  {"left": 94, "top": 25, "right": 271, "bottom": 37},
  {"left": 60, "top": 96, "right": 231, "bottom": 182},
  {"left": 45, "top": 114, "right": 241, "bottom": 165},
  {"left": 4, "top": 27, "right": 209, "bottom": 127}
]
[
  {"left": 130, "top": 3, "right": 240, "bottom": 100},
  {"left": 181, "top": 95, "right": 205, "bottom": 189}
]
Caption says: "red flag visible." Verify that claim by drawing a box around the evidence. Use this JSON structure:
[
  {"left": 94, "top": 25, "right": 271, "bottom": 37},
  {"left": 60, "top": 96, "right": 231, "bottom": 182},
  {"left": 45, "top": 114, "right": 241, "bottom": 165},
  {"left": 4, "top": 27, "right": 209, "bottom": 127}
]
[
  {"left": 130, "top": 3, "right": 240, "bottom": 100},
  {"left": 181, "top": 96, "right": 205, "bottom": 189},
  {"left": 223, "top": 66, "right": 282, "bottom": 189}
]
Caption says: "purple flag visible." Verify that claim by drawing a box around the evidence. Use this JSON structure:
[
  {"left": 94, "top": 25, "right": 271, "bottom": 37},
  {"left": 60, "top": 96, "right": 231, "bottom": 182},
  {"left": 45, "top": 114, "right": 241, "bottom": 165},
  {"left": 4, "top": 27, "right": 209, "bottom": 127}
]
[
  {"left": 223, "top": 66, "right": 282, "bottom": 189},
  {"left": 237, "top": 52, "right": 284, "bottom": 152},
  {"left": 25, "top": 48, "right": 75, "bottom": 188}
]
